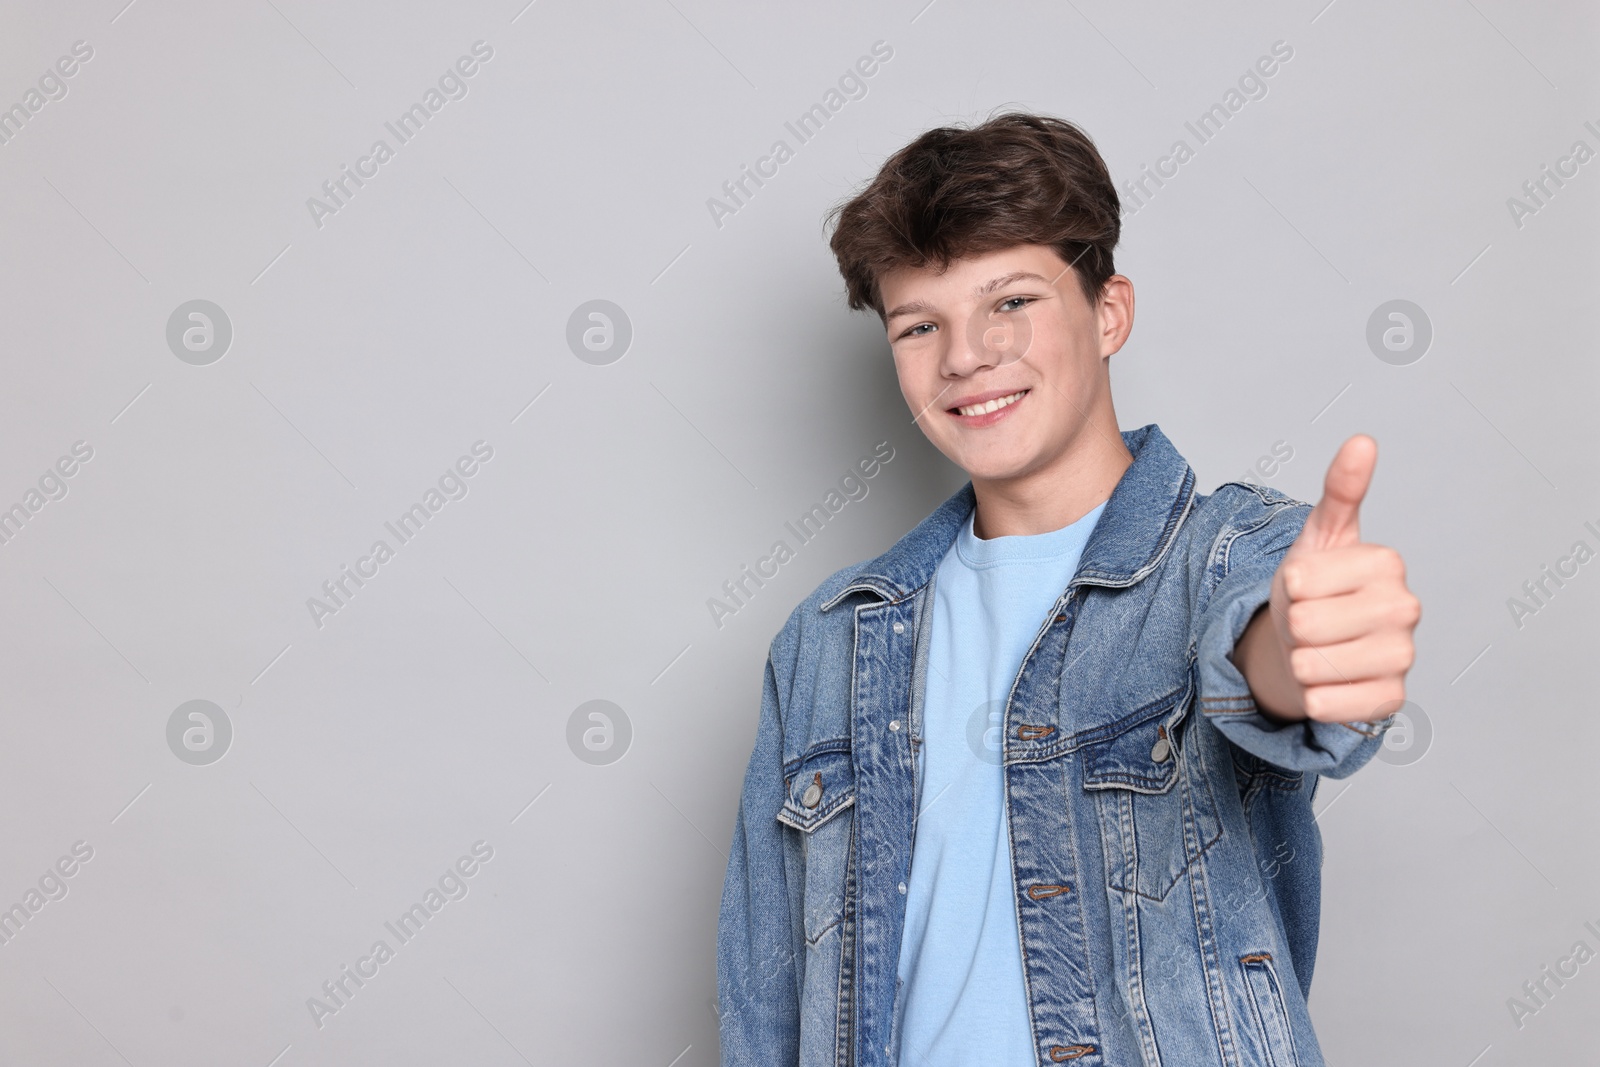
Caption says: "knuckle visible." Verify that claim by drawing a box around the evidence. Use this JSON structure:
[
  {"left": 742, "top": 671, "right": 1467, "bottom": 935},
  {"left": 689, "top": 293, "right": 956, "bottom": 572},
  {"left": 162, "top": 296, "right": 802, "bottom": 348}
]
[
  {"left": 1399, "top": 593, "right": 1422, "bottom": 627},
  {"left": 1280, "top": 564, "right": 1303, "bottom": 596},
  {"left": 1300, "top": 687, "right": 1320, "bottom": 719},
  {"left": 1289, "top": 648, "right": 1318, "bottom": 684},
  {"left": 1285, "top": 602, "right": 1314, "bottom": 636},
  {"left": 1303, "top": 688, "right": 1334, "bottom": 722}
]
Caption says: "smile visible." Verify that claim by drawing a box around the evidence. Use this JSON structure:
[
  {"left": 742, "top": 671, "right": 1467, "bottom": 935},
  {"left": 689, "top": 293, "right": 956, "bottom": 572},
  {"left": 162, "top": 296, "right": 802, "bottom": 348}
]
[{"left": 952, "top": 390, "right": 1028, "bottom": 417}]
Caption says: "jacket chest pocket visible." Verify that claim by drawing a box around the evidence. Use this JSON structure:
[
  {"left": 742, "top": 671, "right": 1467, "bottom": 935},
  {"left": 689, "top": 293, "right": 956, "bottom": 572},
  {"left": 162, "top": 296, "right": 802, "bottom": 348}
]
[
  {"left": 1082, "top": 679, "right": 1224, "bottom": 902},
  {"left": 776, "top": 744, "right": 856, "bottom": 945}
]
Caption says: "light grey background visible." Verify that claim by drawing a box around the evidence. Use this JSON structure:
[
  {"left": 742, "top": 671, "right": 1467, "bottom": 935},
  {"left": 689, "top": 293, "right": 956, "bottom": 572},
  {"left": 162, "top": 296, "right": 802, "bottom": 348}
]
[{"left": 0, "top": 0, "right": 1595, "bottom": 1063}]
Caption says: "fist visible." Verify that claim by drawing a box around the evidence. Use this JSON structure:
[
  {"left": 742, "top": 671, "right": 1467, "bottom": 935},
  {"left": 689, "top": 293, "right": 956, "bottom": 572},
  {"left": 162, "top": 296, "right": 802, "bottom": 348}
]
[{"left": 1257, "top": 435, "right": 1421, "bottom": 724}]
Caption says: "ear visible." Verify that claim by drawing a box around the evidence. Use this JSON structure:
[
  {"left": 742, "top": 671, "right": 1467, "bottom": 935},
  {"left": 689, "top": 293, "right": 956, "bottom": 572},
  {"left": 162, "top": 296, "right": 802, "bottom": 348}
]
[{"left": 1096, "top": 274, "right": 1135, "bottom": 359}]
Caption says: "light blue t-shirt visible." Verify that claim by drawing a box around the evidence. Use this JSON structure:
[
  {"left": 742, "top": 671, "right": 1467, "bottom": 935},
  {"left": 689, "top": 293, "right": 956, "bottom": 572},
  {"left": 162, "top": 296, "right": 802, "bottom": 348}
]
[{"left": 894, "top": 500, "right": 1106, "bottom": 1066}]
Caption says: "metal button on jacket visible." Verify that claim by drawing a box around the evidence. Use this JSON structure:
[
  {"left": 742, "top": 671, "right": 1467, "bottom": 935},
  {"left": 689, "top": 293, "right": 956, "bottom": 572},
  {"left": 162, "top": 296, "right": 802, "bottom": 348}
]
[
  {"left": 802, "top": 775, "right": 823, "bottom": 808},
  {"left": 1151, "top": 736, "right": 1172, "bottom": 762}
]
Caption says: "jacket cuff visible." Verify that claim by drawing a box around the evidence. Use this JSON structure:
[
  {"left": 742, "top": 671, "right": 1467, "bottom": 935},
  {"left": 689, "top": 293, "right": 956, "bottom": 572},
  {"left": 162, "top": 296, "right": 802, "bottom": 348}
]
[{"left": 1195, "top": 571, "right": 1397, "bottom": 779}]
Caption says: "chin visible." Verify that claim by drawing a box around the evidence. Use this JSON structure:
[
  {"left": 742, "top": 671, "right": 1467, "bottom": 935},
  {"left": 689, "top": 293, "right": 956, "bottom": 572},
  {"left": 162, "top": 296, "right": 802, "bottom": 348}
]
[{"left": 948, "top": 448, "right": 1037, "bottom": 484}]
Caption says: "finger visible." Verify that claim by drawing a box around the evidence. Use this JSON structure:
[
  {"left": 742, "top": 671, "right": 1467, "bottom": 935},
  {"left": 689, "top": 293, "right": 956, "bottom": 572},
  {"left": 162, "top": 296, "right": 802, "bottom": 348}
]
[
  {"left": 1280, "top": 543, "right": 1405, "bottom": 601},
  {"left": 1288, "top": 631, "right": 1415, "bottom": 687},
  {"left": 1282, "top": 585, "right": 1422, "bottom": 646},
  {"left": 1297, "top": 434, "right": 1377, "bottom": 552},
  {"left": 1302, "top": 677, "right": 1407, "bottom": 724}
]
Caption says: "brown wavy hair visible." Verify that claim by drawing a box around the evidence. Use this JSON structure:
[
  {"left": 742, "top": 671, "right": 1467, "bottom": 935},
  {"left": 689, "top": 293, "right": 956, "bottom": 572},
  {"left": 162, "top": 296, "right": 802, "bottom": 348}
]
[{"left": 825, "top": 111, "right": 1122, "bottom": 319}]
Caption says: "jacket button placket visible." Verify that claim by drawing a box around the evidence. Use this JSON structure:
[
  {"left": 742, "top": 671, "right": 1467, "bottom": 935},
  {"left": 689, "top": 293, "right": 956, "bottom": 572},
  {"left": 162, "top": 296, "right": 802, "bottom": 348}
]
[
  {"left": 849, "top": 597, "right": 919, "bottom": 1067},
  {"left": 1005, "top": 599, "right": 1103, "bottom": 1064}
]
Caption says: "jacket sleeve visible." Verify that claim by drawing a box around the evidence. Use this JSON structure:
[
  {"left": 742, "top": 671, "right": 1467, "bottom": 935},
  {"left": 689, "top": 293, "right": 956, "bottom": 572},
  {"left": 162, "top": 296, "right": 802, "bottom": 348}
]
[
  {"left": 1192, "top": 486, "right": 1397, "bottom": 779},
  {"left": 717, "top": 648, "right": 801, "bottom": 1066}
]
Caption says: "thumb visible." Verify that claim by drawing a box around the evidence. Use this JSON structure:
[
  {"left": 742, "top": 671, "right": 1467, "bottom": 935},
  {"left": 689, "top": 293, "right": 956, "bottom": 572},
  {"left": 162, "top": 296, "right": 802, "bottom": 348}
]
[{"left": 1295, "top": 434, "right": 1377, "bottom": 552}]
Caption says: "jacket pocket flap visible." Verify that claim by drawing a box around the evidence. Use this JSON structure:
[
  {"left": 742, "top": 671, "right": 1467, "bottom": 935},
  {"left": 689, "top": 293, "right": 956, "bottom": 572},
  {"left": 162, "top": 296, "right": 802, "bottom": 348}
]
[
  {"left": 1081, "top": 680, "right": 1192, "bottom": 793},
  {"left": 776, "top": 745, "right": 855, "bottom": 833}
]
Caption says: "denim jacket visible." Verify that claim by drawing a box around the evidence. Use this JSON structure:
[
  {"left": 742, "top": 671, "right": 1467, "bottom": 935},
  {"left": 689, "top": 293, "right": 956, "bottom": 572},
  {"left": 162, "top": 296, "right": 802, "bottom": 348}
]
[{"left": 718, "top": 424, "right": 1396, "bottom": 1067}]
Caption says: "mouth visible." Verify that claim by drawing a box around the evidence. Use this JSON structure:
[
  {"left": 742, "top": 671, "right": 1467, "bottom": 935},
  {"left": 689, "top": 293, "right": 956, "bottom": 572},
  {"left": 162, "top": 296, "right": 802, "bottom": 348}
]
[{"left": 947, "top": 388, "right": 1029, "bottom": 426}]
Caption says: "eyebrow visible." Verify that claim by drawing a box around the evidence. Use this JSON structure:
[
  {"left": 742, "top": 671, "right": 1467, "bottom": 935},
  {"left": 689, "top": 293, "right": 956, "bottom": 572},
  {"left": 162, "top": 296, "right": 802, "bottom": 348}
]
[{"left": 884, "top": 270, "right": 1052, "bottom": 323}]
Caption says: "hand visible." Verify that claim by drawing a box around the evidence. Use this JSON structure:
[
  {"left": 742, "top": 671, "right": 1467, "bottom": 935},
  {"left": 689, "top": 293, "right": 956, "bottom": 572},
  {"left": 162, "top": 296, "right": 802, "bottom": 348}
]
[{"left": 1236, "top": 435, "right": 1421, "bottom": 724}]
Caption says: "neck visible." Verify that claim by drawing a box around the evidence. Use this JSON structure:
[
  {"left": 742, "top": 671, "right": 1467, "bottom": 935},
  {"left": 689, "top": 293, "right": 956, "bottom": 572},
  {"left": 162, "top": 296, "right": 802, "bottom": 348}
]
[{"left": 970, "top": 409, "right": 1132, "bottom": 539}]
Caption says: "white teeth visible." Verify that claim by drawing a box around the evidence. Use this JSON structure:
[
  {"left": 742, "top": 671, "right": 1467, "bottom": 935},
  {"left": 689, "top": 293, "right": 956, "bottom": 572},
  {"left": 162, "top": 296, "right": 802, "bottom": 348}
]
[{"left": 956, "top": 390, "right": 1026, "bottom": 417}]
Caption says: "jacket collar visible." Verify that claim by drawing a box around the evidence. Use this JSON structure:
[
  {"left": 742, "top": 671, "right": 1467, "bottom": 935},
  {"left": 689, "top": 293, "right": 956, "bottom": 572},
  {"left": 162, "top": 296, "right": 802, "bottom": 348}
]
[{"left": 821, "top": 423, "right": 1195, "bottom": 612}]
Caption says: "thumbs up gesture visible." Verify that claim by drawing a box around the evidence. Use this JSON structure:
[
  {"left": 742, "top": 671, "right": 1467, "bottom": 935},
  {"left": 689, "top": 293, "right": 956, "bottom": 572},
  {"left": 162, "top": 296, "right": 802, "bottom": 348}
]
[{"left": 1234, "top": 435, "right": 1422, "bottom": 725}]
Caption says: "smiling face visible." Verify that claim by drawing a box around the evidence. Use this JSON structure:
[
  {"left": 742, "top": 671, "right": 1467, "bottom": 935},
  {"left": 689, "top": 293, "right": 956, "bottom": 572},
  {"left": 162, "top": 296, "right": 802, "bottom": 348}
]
[{"left": 880, "top": 244, "right": 1134, "bottom": 522}]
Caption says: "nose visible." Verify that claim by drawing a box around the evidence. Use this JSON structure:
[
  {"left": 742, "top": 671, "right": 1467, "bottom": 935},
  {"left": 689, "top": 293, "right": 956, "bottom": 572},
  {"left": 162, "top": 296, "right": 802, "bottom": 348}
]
[
  {"left": 943, "top": 304, "right": 1030, "bottom": 378},
  {"left": 941, "top": 306, "right": 996, "bottom": 379}
]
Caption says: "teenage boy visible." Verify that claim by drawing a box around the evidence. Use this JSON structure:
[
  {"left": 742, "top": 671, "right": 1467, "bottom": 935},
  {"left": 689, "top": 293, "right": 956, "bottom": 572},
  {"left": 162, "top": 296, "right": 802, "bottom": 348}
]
[{"left": 717, "top": 113, "right": 1419, "bottom": 1067}]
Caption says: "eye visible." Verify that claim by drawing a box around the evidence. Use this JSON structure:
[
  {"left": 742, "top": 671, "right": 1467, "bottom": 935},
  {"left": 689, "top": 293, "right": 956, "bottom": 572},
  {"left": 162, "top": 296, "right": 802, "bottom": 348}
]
[
  {"left": 997, "top": 296, "right": 1034, "bottom": 312},
  {"left": 896, "top": 322, "right": 936, "bottom": 340}
]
